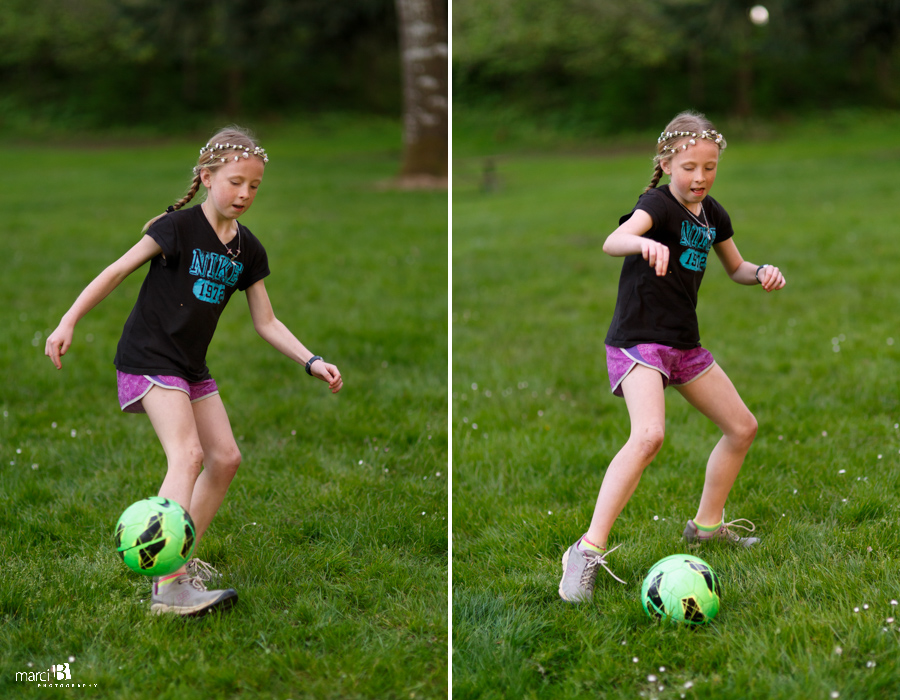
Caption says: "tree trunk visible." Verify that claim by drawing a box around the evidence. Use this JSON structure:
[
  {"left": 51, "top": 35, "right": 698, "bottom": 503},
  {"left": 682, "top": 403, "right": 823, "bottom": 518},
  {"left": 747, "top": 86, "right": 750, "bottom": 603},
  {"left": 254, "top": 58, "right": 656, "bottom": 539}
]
[{"left": 395, "top": 0, "right": 448, "bottom": 182}]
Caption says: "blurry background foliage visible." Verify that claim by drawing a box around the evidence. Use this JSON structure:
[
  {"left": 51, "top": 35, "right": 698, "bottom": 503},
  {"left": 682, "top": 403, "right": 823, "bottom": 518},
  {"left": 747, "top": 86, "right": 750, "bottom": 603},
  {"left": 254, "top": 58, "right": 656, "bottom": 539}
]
[
  {"left": 453, "top": 0, "right": 900, "bottom": 135},
  {"left": 0, "top": 0, "right": 402, "bottom": 133}
]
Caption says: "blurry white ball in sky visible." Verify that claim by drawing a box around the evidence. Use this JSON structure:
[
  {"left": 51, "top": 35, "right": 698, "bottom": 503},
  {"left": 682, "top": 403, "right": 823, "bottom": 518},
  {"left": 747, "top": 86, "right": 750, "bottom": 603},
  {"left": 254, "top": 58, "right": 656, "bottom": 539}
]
[{"left": 750, "top": 5, "right": 769, "bottom": 26}]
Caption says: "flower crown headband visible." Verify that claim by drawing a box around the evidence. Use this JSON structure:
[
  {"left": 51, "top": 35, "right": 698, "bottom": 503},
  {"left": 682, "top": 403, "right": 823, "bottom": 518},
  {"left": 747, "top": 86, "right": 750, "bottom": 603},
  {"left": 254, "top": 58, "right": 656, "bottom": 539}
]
[
  {"left": 658, "top": 129, "right": 725, "bottom": 157},
  {"left": 195, "top": 141, "right": 269, "bottom": 173}
]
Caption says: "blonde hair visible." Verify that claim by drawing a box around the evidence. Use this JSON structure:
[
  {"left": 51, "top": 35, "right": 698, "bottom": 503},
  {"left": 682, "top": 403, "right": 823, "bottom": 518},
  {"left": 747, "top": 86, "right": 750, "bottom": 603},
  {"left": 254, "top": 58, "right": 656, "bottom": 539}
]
[
  {"left": 644, "top": 111, "right": 727, "bottom": 193},
  {"left": 142, "top": 125, "right": 265, "bottom": 233}
]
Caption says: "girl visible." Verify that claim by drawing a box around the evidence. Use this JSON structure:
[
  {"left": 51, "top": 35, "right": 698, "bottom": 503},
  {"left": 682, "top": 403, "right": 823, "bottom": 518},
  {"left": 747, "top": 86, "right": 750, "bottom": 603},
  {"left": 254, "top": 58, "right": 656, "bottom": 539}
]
[
  {"left": 559, "top": 111, "right": 785, "bottom": 604},
  {"left": 46, "top": 126, "right": 343, "bottom": 616}
]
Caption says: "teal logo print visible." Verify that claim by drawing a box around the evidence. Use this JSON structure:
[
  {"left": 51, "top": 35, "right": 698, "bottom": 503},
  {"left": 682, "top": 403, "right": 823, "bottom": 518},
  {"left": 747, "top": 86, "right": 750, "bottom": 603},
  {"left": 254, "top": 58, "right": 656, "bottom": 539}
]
[
  {"left": 188, "top": 249, "right": 243, "bottom": 304},
  {"left": 678, "top": 220, "right": 716, "bottom": 272}
]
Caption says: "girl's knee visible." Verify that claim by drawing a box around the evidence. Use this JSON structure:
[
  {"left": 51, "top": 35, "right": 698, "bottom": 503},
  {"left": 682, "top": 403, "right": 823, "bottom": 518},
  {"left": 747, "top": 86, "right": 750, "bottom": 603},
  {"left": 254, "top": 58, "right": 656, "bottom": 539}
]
[
  {"left": 211, "top": 445, "right": 242, "bottom": 479},
  {"left": 169, "top": 443, "right": 205, "bottom": 479},
  {"left": 730, "top": 411, "right": 758, "bottom": 449},
  {"left": 630, "top": 424, "right": 665, "bottom": 461}
]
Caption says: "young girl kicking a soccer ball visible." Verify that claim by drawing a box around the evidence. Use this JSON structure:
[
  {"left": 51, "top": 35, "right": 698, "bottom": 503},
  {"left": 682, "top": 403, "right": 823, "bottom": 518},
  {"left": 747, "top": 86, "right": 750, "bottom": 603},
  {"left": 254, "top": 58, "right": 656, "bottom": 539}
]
[
  {"left": 46, "top": 126, "right": 343, "bottom": 616},
  {"left": 559, "top": 111, "right": 785, "bottom": 604}
]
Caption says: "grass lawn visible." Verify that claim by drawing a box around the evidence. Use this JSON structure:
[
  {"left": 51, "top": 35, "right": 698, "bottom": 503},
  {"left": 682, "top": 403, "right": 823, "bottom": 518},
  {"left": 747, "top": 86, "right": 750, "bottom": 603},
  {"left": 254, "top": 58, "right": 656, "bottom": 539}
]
[
  {"left": 0, "top": 116, "right": 448, "bottom": 699},
  {"left": 452, "top": 111, "right": 900, "bottom": 700}
]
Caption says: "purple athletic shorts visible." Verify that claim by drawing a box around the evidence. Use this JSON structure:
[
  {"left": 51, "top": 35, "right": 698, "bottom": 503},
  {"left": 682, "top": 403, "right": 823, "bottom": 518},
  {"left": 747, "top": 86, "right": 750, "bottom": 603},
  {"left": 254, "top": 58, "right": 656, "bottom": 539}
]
[
  {"left": 117, "top": 371, "right": 219, "bottom": 414},
  {"left": 606, "top": 344, "right": 716, "bottom": 397}
]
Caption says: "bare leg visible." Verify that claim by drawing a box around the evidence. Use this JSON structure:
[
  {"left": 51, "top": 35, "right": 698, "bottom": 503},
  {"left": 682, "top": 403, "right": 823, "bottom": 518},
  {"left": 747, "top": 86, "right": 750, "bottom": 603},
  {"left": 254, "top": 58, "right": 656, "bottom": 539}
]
[
  {"left": 142, "top": 386, "right": 205, "bottom": 576},
  {"left": 142, "top": 387, "right": 204, "bottom": 515},
  {"left": 188, "top": 394, "right": 242, "bottom": 544},
  {"left": 674, "top": 364, "right": 758, "bottom": 526},
  {"left": 585, "top": 365, "right": 667, "bottom": 549}
]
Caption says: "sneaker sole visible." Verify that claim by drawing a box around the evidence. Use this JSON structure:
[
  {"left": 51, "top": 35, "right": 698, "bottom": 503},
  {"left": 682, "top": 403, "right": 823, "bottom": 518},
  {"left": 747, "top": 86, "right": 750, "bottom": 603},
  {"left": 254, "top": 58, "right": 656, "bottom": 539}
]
[{"left": 150, "top": 589, "right": 238, "bottom": 617}]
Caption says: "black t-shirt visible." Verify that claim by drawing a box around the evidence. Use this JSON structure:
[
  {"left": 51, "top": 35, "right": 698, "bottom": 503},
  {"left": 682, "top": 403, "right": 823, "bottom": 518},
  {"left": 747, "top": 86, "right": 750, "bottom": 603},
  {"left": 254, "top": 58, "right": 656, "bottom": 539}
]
[
  {"left": 605, "top": 185, "right": 734, "bottom": 349},
  {"left": 114, "top": 205, "right": 270, "bottom": 381}
]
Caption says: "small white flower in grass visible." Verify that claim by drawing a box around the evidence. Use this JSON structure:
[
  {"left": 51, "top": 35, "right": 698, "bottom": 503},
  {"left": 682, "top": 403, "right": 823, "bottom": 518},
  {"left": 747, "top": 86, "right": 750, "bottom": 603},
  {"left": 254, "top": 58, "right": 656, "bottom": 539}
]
[
  {"left": 822, "top": 431, "right": 828, "bottom": 437},
  {"left": 867, "top": 661, "right": 876, "bottom": 668},
  {"left": 648, "top": 675, "right": 658, "bottom": 682},
  {"left": 471, "top": 383, "right": 478, "bottom": 391},
  {"left": 291, "top": 430, "right": 296, "bottom": 436},
  {"left": 653, "top": 515, "right": 659, "bottom": 521},
  {"left": 838, "top": 469, "right": 845, "bottom": 474},
  {"left": 864, "top": 604, "right": 869, "bottom": 610},
  {"left": 421, "top": 512, "right": 426, "bottom": 516},
  {"left": 51, "top": 422, "right": 57, "bottom": 428},
  {"left": 831, "top": 692, "right": 840, "bottom": 699},
  {"left": 778, "top": 435, "right": 784, "bottom": 440},
  {"left": 548, "top": 511, "right": 552, "bottom": 515},
  {"left": 71, "top": 429, "right": 77, "bottom": 437},
  {"left": 632, "top": 657, "right": 639, "bottom": 663},
  {"left": 537, "top": 410, "right": 544, "bottom": 417},
  {"left": 683, "top": 681, "right": 694, "bottom": 689},
  {"left": 359, "top": 460, "right": 364, "bottom": 465},
  {"left": 878, "top": 454, "right": 883, "bottom": 459},
  {"left": 888, "top": 617, "right": 895, "bottom": 623},
  {"left": 659, "top": 667, "right": 666, "bottom": 673},
  {"left": 436, "top": 472, "right": 441, "bottom": 477},
  {"left": 472, "top": 423, "right": 478, "bottom": 430},
  {"left": 31, "top": 464, "right": 38, "bottom": 470},
  {"left": 68, "top": 656, "right": 75, "bottom": 663},
  {"left": 891, "top": 600, "right": 898, "bottom": 606},
  {"left": 854, "top": 607, "right": 860, "bottom": 613},
  {"left": 834, "top": 646, "right": 843, "bottom": 655}
]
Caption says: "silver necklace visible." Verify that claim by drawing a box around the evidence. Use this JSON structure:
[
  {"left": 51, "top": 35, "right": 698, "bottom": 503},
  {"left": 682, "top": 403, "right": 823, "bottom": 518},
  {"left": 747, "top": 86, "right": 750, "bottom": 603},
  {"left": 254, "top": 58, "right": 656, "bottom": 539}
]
[
  {"left": 678, "top": 201, "right": 711, "bottom": 242},
  {"left": 223, "top": 225, "right": 241, "bottom": 265}
]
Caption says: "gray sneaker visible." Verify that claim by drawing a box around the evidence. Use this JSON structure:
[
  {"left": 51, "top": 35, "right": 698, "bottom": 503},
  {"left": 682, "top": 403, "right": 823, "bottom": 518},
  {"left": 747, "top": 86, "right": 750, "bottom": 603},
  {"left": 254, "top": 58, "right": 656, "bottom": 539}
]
[
  {"left": 558, "top": 539, "right": 625, "bottom": 603},
  {"left": 185, "top": 558, "right": 222, "bottom": 584},
  {"left": 683, "top": 516, "right": 759, "bottom": 548},
  {"left": 150, "top": 574, "right": 237, "bottom": 617}
]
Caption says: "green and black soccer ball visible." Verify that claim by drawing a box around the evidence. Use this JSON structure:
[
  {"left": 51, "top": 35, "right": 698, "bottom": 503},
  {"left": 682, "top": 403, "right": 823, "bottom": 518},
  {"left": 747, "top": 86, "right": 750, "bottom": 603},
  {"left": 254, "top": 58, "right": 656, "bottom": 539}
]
[
  {"left": 641, "top": 554, "right": 721, "bottom": 625},
  {"left": 115, "top": 497, "right": 196, "bottom": 576}
]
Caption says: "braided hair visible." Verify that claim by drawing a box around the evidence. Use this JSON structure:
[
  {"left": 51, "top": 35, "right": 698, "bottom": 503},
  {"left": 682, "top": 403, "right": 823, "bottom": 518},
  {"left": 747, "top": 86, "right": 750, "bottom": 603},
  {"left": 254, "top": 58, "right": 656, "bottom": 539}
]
[
  {"left": 141, "top": 126, "right": 265, "bottom": 233},
  {"left": 644, "top": 111, "right": 726, "bottom": 194}
]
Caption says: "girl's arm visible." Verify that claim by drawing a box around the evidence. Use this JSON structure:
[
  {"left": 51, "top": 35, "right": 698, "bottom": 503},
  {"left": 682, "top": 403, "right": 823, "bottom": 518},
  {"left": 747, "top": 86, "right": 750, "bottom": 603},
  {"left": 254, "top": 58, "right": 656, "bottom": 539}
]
[
  {"left": 713, "top": 238, "right": 786, "bottom": 292},
  {"left": 246, "top": 279, "right": 343, "bottom": 393},
  {"left": 602, "top": 209, "right": 669, "bottom": 277},
  {"left": 45, "top": 235, "right": 163, "bottom": 369}
]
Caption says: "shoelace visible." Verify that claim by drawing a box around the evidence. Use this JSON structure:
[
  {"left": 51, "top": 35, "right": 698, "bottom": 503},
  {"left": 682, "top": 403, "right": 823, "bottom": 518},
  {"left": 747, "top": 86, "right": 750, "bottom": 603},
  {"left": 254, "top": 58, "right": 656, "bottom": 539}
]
[
  {"left": 187, "top": 558, "right": 220, "bottom": 582},
  {"left": 186, "top": 576, "right": 208, "bottom": 592},
  {"left": 720, "top": 518, "right": 756, "bottom": 543},
  {"left": 582, "top": 543, "right": 626, "bottom": 586}
]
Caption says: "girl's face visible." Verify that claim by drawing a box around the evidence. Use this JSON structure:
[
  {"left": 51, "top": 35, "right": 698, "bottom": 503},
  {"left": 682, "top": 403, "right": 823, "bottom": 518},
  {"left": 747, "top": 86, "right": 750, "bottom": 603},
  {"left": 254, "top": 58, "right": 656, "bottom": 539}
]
[
  {"left": 661, "top": 139, "right": 719, "bottom": 209},
  {"left": 200, "top": 156, "right": 266, "bottom": 222}
]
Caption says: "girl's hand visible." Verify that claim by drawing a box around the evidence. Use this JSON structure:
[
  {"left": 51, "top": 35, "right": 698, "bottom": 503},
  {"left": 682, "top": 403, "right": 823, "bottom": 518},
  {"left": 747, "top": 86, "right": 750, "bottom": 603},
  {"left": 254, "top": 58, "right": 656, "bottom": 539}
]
[
  {"left": 45, "top": 323, "right": 74, "bottom": 370},
  {"left": 311, "top": 360, "right": 343, "bottom": 393},
  {"left": 758, "top": 265, "right": 786, "bottom": 292},
  {"left": 640, "top": 238, "right": 670, "bottom": 277}
]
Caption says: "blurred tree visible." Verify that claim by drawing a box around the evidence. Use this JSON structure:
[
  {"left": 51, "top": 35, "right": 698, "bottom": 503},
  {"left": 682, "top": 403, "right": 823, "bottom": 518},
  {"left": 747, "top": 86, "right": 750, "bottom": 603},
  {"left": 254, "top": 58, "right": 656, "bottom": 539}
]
[
  {"left": 453, "top": 0, "right": 900, "bottom": 131},
  {"left": 0, "top": 0, "right": 401, "bottom": 129},
  {"left": 396, "top": 0, "right": 448, "bottom": 180}
]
